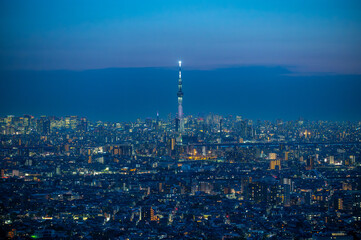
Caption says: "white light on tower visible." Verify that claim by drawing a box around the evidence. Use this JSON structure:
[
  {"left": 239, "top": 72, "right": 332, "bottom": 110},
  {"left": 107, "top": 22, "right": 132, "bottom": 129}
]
[{"left": 179, "top": 61, "right": 182, "bottom": 67}]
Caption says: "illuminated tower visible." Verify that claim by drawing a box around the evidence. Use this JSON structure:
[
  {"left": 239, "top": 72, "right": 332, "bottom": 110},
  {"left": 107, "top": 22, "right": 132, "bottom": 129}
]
[{"left": 176, "top": 61, "right": 184, "bottom": 133}]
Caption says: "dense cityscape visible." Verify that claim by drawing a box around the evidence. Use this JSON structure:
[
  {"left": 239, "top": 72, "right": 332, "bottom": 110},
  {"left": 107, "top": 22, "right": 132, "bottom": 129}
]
[{"left": 1, "top": 113, "right": 361, "bottom": 239}]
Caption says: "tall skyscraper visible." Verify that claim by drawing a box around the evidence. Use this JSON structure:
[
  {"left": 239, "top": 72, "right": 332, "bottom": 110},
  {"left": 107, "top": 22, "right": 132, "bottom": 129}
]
[
  {"left": 140, "top": 206, "right": 156, "bottom": 222},
  {"left": 176, "top": 61, "right": 184, "bottom": 134},
  {"left": 306, "top": 156, "right": 314, "bottom": 170},
  {"left": 37, "top": 116, "right": 50, "bottom": 135}
]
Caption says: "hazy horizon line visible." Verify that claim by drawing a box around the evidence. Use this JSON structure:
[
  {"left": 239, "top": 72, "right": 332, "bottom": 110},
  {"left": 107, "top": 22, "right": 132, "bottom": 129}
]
[
  {"left": 2, "top": 64, "right": 361, "bottom": 76},
  {"left": 1, "top": 112, "right": 360, "bottom": 124}
]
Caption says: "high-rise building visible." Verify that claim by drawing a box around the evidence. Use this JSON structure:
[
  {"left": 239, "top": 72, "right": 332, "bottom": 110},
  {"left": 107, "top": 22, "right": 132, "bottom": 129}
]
[
  {"left": 269, "top": 153, "right": 277, "bottom": 160},
  {"left": 171, "top": 138, "right": 176, "bottom": 151},
  {"left": 248, "top": 182, "right": 267, "bottom": 203},
  {"left": 328, "top": 156, "right": 335, "bottom": 164},
  {"left": 284, "top": 151, "right": 289, "bottom": 161},
  {"left": 141, "top": 206, "right": 156, "bottom": 222},
  {"left": 270, "top": 159, "right": 281, "bottom": 170},
  {"left": 37, "top": 116, "right": 50, "bottom": 135},
  {"left": 219, "top": 118, "right": 223, "bottom": 135},
  {"left": 77, "top": 117, "right": 88, "bottom": 132},
  {"left": 306, "top": 156, "right": 314, "bottom": 170}
]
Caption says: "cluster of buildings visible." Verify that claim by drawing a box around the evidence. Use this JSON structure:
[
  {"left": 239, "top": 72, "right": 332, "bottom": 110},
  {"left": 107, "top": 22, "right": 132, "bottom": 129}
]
[{"left": 1, "top": 113, "right": 361, "bottom": 239}]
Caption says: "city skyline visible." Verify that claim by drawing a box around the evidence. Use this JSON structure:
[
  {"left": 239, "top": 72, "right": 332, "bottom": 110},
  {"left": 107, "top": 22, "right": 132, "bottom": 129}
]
[
  {"left": 1, "top": 1, "right": 361, "bottom": 239},
  {"left": 1, "top": 110, "right": 361, "bottom": 239}
]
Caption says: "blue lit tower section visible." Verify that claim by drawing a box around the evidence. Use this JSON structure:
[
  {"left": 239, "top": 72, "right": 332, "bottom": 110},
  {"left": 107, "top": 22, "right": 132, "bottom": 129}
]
[{"left": 176, "top": 61, "right": 184, "bottom": 133}]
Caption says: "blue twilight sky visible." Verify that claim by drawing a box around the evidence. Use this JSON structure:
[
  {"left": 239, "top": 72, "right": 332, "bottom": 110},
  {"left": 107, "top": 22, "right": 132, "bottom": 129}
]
[{"left": 1, "top": 0, "right": 361, "bottom": 73}]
